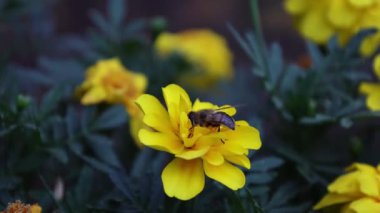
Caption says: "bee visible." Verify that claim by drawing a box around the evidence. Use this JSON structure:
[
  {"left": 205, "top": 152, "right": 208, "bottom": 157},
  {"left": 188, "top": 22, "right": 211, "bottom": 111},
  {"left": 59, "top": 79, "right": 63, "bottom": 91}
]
[{"left": 187, "top": 106, "right": 235, "bottom": 139}]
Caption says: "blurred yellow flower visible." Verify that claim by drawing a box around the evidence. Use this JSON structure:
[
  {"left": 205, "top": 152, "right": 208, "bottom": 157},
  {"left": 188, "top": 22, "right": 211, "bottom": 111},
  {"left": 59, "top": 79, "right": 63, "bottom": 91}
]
[
  {"left": 135, "top": 84, "right": 261, "bottom": 200},
  {"left": 284, "top": 0, "right": 380, "bottom": 56},
  {"left": 314, "top": 163, "right": 380, "bottom": 212},
  {"left": 155, "top": 29, "right": 233, "bottom": 85},
  {"left": 1, "top": 200, "right": 42, "bottom": 213},
  {"left": 76, "top": 58, "right": 147, "bottom": 117},
  {"left": 129, "top": 112, "right": 146, "bottom": 148},
  {"left": 359, "top": 55, "right": 380, "bottom": 111}
]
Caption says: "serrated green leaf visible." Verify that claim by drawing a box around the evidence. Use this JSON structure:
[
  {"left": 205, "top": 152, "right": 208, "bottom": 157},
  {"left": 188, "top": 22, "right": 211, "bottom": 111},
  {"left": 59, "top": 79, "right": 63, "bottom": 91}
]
[
  {"left": 306, "top": 41, "right": 323, "bottom": 67},
  {"left": 46, "top": 147, "right": 68, "bottom": 164},
  {"left": 40, "top": 86, "right": 63, "bottom": 115},
  {"left": 92, "top": 105, "right": 127, "bottom": 131},
  {"left": 85, "top": 134, "right": 120, "bottom": 168},
  {"left": 299, "top": 114, "right": 334, "bottom": 125},
  {"left": 89, "top": 10, "right": 114, "bottom": 39},
  {"left": 75, "top": 167, "right": 93, "bottom": 204},
  {"left": 38, "top": 57, "right": 84, "bottom": 84},
  {"left": 266, "top": 182, "right": 299, "bottom": 208},
  {"left": 251, "top": 157, "right": 284, "bottom": 172},
  {"left": 268, "top": 42, "right": 283, "bottom": 84},
  {"left": 108, "top": 0, "right": 125, "bottom": 27},
  {"left": 247, "top": 172, "right": 278, "bottom": 184}
]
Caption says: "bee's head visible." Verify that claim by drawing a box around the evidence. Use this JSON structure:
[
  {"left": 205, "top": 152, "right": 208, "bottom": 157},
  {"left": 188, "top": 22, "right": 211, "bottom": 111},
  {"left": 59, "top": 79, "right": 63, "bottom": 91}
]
[{"left": 188, "top": 112, "right": 195, "bottom": 121}]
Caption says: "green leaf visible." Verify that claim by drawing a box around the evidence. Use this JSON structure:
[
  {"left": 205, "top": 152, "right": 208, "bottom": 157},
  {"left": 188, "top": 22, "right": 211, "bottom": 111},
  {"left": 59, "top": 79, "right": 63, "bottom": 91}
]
[
  {"left": 46, "top": 147, "right": 69, "bottom": 164},
  {"left": 268, "top": 202, "right": 311, "bottom": 213},
  {"left": 108, "top": 0, "right": 125, "bottom": 27},
  {"left": 75, "top": 167, "right": 94, "bottom": 204},
  {"left": 268, "top": 42, "right": 283, "bottom": 84},
  {"left": 40, "top": 86, "right": 63, "bottom": 115},
  {"left": 92, "top": 106, "right": 127, "bottom": 131},
  {"left": 306, "top": 42, "right": 323, "bottom": 67},
  {"left": 89, "top": 10, "right": 114, "bottom": 38},
  {"left": 251, "top": 157, "right": 284, "bottom": 172},
  {"left": 0, "top": 177, "right": 21, "bottom": 190},
  {"left": 85, "top": 134, "right": 121, "bottom": 168},
  {"left": 38, "top": 57, "right": 84, "bottom": 84},
  {"left": 266, "top": 182, "right": 299, "bottom": 208},
  {"left": 299, "top": 114, "right": 334, "bottom": 125},
  {"left": 66, "top": 106, "right": 79, "bottom": 139},
  {"left": 247, "top": 172, "right": 278, "bottom": 184},
  {"left": 108, "top": 169, "right": 134, "bottom": 201},
  {"left": 14, "top": 65, "right": 54, "bottom": 86}
]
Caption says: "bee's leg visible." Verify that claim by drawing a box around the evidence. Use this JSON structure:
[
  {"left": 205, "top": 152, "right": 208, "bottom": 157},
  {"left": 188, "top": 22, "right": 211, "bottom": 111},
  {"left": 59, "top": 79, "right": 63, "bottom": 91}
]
[
  {"left": 188, "top": 126, "right": 194, "bottom": 138},
  {"left": 220, "top": 138, "right": 225, "bottom": 144},
  {"left": 217, "top": 126, "right": 221, "bottom": 132}
]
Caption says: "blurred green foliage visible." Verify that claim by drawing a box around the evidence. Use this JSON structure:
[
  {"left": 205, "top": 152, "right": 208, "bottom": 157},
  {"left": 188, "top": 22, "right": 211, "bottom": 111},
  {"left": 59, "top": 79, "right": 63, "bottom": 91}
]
[{"left": 0, "top": 0, "right": 380, "bottom": 212}]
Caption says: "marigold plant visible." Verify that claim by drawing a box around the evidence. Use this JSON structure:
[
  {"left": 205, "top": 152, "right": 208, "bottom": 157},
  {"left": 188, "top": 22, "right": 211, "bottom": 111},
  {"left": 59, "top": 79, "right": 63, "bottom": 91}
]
[
  {"left": 135, "top": 84, "right": 262, "bottom": 200},
  {"left": 314, "top": 163, "right": 380, "bottom": 212},
  {"left": 284, "top": 0, "right": 380, "bottom": 56},
  {"left": 359, "top": 55, "right": 380, "bottom": 111},
  {"left": 155, "top": 29, "right": 233, "bottom": 86},
  {"left": 76, "top": 58, "right": 147, "bottom": 117}
]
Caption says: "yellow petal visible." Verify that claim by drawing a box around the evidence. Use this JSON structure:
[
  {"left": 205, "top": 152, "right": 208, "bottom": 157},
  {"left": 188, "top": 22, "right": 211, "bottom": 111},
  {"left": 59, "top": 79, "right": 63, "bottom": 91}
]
[
  {"left": 225, "top": 154, "right": 251, "bottom": 169},
  {"left": 327, "top": 0, "right": 358, "bottom": 29},
  {"left": 360, "top": 34, "right": 380, "bottom": 57},
  {"left": 328, "top": 172, "right": 361, "bottom": 196},
  {"left": 346, "top": 163, "right": 377, "bottom": 173},
  {"left": 346, "top": 197, "right": 380, "bottom": 212},
  {"left": 204, "top": 161, "right": 245, "bottom": 190},
  {"left": 133, "top": 73, "right": 148, "bottom": 94},
  {"left": 225, "top": 124, "right": 262, "bottom": 150},
  {"left": 30, "top": 204, "right": 42, "bottom": 213},
  {"left": 175, "top": 144, "right": 210, "bottom": 160},
  {"left": 348, "top": 0, "right": 375, "bottom": 8},
  {"left": 366, "top": 94, "right": 380, "bottom": 111},
  {"left": 138, "top": 129, "right": 183, "bottom": 154},
  {"left": 192, "top": 99, "right": 215, "bottom": 111},
  {"left": 135, "top": 94, "right": 172, "bottom": 133},
  {"left": 218, "top": 105, "right": 237, "bottom": 116},
  {"left": 161, "top": 158, "right": 205, "bottom": 200},
  {"left": 300, "top": 8, "right": 334, "bottom": 44},
  {"left": 129, "top": 115, "right": 145, "bottom": 148},
  {"left": 203, "top": 149, "right": 224, "bottom": 166},
  {"left": 81, "top": 87, "right": 107, "bottom": 105},
  {"left": 162, "top": 84, "right": 192, "bottom": 130},
  {"left": 313, "top": 193, "right": 354, "bottom": 210},
  {"left": 374, "top": 54, "right": 380, "bottom": 79},
  {"left": 284, "top": 0, "right": 309, "bottom": 15},
  {"left": 359, "top": 82, "right": 380, "bottom": 95},
  {"left": 357, "top": 172, "right": 380, "bottom": 197}
]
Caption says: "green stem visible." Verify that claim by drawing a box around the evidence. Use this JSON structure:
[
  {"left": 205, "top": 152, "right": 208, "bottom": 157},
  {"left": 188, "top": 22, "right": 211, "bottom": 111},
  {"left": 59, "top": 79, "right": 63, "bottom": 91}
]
[
  {"left": 249, "top": 0, "right": 265, "bottom": 49},
  {"left": 249, "top": 0, "right": 271, "bottom": 89}
]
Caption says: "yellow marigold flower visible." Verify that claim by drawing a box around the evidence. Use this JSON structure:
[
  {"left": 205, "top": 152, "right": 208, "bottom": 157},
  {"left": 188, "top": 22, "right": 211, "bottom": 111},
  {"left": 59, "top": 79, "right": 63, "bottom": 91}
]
[
  {"left": 76, "top": 58, "right": 147, "bottom": 117},
  {"left": 359, "top": 55, "right": 380, "bottom": 111},
  {"left": 1, "top": 200, "right": 42, "bottom": 213},
  {"left": 154, "top": 29, "right": 233, "bottom": 84},
  {"left": 135, "top": 84, "right": 261, "bottom": 200},
  {"left": 284, "top": 0, "right": 380, "bottom": 56},
  {"left": 313, "top": 163, "right": 380, "bottom": 212}
]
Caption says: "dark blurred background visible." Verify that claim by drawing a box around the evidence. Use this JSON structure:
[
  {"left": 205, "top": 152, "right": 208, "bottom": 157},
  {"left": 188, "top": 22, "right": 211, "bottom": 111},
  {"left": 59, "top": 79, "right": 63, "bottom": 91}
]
[{"left": 1, "top": 0, "right": 305, "bottom": 66}]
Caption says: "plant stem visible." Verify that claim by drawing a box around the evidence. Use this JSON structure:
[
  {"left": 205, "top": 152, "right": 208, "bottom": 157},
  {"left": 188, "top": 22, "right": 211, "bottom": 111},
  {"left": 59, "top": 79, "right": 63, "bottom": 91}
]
[{"left": 249, "top": 0, "right": 271, "bottom": 88}]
